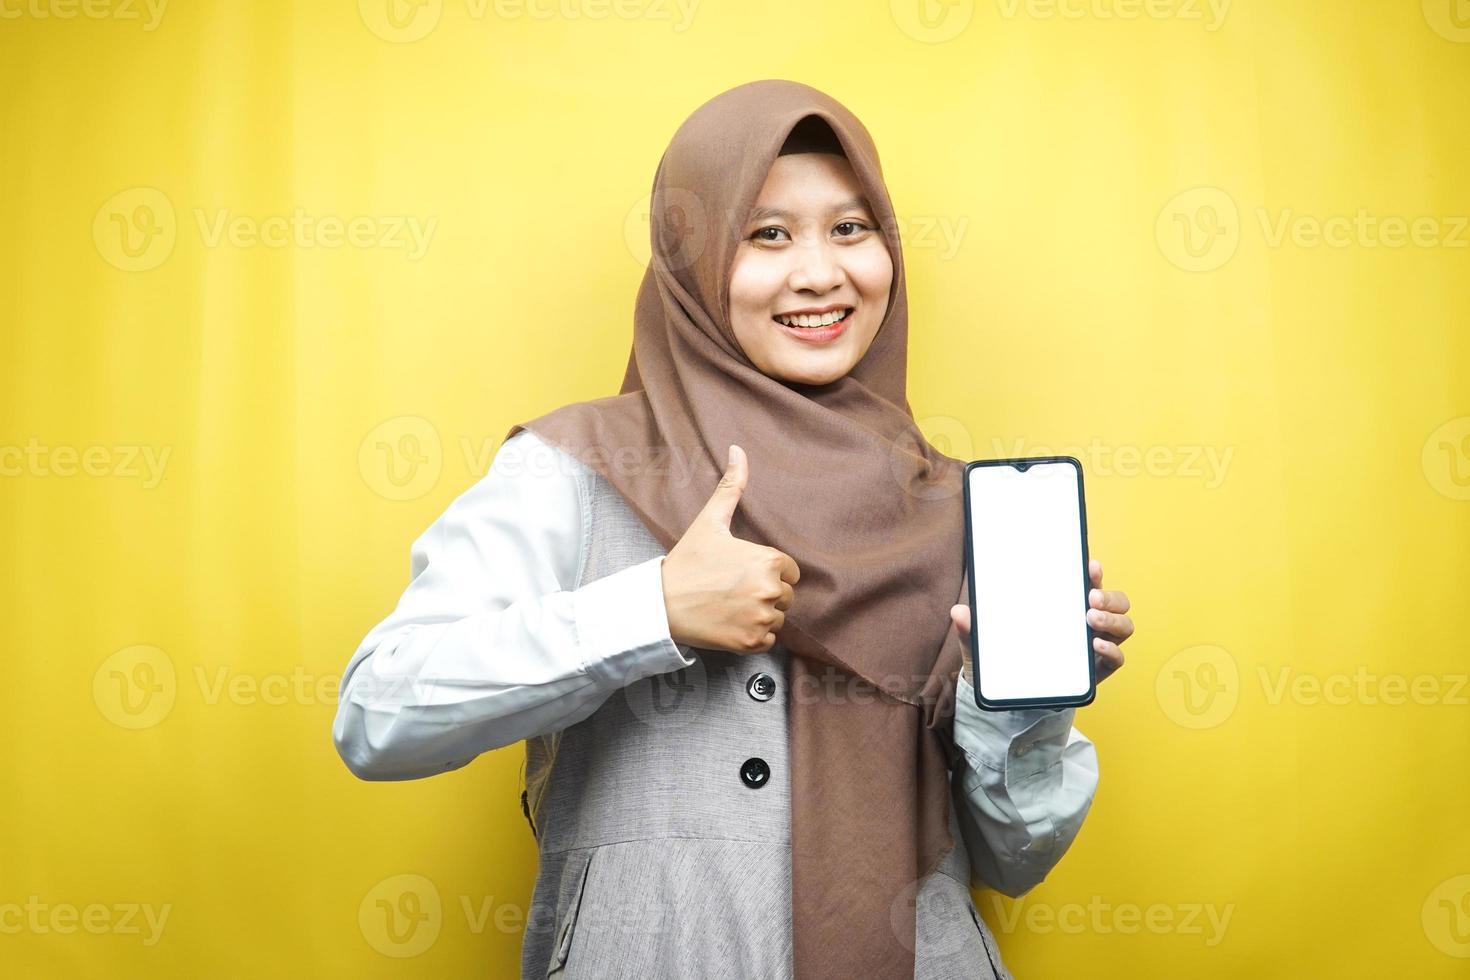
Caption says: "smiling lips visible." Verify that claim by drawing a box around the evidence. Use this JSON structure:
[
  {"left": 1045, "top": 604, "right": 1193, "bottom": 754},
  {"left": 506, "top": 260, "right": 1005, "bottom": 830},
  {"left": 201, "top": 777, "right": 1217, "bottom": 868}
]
[{"left": 772, "top": 305, "right": 854, "bottom": 343}]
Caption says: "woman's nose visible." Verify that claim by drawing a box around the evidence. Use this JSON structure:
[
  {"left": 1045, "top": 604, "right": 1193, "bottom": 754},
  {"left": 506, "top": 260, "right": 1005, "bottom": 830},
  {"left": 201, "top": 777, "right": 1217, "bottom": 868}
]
[{"left": 787, "top": 241, "right": 844, "bottom": 294}]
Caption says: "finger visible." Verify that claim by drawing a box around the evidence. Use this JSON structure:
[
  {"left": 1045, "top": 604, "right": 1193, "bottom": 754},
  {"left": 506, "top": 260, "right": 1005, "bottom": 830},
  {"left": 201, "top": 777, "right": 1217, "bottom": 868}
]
[
  {"left": 773, "top": 548, "right": 801, "bottom": 586},
  {"left": 774, "top": 581, "right": 794, "bottom": 612},
  {"left": 1089, "top": 588, "right": 1131, "bottom": 614},
  {"left": 1087, "top": 607, "right": 1135, "bottom": 642},
  {"left": 1089, "top": 558, "right": 1103, "bottom": 587},
  {"left": 949, "top": 603, "right": 971, "bottom": 636},
  {"left": 1092, "top": 635, "right": 1124, "bottom": 681},
  {"left": 697, "top": 444, "right": 748, "bottom": 532}
]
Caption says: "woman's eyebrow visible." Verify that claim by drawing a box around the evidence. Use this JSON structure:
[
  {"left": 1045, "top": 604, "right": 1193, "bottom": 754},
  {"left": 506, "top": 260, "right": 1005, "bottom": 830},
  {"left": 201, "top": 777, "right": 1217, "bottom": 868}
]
[{"left": 746, "top": 196, "right": 872, "bottom": 223}]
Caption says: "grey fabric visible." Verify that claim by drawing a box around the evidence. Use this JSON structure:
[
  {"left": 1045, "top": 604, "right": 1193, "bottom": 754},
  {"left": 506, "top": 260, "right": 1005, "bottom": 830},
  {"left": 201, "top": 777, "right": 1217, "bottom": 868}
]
[{"left": 521, "top": 452, "right": 1013, "bottom": 979}]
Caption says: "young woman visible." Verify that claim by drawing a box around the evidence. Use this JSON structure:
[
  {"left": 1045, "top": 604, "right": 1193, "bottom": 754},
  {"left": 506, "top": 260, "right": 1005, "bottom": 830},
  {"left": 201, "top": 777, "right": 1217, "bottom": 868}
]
[{"left": 333, "top": 79, "right": 1133, "bottom": 980}]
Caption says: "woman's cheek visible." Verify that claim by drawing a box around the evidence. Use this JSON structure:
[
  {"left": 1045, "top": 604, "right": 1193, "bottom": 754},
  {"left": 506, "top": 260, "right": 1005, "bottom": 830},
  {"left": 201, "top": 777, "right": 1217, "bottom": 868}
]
[{"left": 849, "top": 242, "right": 894, "bottom": 297}]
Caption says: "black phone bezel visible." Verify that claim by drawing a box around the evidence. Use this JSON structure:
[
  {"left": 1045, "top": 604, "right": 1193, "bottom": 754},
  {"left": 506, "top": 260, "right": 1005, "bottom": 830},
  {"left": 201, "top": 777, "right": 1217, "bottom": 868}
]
[{"left": 961, "top": 455, "right": 1098, "bottom": 712}]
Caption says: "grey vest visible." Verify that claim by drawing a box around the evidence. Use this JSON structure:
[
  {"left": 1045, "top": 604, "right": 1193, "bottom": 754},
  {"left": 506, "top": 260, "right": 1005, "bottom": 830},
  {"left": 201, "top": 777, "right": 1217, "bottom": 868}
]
[{"left": 518, "top": 452, "right": 1014, "bottom": 979}]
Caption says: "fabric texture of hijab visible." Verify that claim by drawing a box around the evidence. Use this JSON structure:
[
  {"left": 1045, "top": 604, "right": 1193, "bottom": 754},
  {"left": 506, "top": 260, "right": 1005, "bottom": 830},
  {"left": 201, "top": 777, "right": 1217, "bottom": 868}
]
[{"left": 506, "top": 78, "right": 972, "bottom": 979}]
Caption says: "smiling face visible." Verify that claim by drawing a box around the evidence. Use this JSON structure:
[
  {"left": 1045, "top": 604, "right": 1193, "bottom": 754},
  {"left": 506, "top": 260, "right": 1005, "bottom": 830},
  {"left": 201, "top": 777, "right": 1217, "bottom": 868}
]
[{"left": 727, "top": 151, "right": 894, "bottom": 387}]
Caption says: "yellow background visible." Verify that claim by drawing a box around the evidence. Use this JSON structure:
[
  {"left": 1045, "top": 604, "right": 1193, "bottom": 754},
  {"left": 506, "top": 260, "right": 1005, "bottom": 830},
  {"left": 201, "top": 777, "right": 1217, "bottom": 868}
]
[{"left": 3, "top": 0, "right": 1468, "bottom": 976}]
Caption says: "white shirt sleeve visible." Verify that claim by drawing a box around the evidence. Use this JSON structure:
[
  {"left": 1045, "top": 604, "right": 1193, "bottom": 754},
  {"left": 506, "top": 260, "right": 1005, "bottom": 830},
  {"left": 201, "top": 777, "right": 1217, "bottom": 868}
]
[
  {"left": 332, "top": 429, "right": 695, "bottom": 781},
  {"left": 948, "top": 673, "right": 1100, "bottom": 897}
]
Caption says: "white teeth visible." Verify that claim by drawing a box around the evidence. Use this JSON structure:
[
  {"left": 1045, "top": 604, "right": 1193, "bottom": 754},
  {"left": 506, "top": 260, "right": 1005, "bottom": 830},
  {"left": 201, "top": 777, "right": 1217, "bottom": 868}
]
[{"left": 777, "top": 308, "right": 851, "bottom": 328}]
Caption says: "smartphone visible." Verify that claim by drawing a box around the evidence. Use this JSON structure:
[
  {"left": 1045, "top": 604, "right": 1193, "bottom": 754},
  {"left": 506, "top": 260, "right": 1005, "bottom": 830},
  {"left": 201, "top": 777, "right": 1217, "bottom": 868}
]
[{"left": 962, "top": 456, "right": 1096, "bottom": 711}]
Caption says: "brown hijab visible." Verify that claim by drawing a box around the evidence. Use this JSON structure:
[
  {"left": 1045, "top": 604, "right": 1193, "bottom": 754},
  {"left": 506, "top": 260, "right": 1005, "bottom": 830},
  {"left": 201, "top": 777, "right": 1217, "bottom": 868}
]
[{"left": 506, "top": 78, "right": 970, "bottom": 978}]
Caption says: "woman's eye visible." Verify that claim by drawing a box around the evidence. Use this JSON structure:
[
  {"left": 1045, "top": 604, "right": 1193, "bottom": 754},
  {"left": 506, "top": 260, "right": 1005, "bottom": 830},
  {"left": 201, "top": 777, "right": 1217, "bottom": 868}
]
[
  {"left": 834, "top": 220, "right": 871, "bottom": 238},
  {"left": 751, "top": 226, "right": 789, "bottom": 242}
]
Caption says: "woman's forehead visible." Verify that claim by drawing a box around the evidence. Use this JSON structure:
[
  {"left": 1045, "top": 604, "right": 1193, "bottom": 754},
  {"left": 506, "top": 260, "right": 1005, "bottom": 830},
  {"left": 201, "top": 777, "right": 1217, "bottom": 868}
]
[{"left": 748, "top": 154, "right": 872, "bottom": 215}]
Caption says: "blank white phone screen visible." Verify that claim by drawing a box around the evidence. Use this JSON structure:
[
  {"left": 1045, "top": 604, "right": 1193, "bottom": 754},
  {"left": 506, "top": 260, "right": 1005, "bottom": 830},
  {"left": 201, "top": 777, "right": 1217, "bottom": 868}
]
[{"left": 967, "top": 461, "right": 1090, "bottom": 703}]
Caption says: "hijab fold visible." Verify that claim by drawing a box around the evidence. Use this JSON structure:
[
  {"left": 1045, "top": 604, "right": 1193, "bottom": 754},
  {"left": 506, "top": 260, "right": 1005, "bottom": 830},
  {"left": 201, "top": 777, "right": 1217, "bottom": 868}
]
[{"left": 507, "top": 78, "right": 971, "bottom": 979}]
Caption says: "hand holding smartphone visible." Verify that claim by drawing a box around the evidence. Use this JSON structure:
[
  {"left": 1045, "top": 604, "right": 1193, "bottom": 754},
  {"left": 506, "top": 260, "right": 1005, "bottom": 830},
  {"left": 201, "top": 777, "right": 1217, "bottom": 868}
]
[{"left": 962, "top": 456, "right": 1096, "bottom": 711}]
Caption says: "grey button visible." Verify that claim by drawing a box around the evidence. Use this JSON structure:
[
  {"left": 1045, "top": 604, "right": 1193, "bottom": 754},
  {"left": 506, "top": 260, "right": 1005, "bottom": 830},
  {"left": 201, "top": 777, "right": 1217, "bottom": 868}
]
[{"left": 746, "top": 672, "right": 776, "bottom": 702}]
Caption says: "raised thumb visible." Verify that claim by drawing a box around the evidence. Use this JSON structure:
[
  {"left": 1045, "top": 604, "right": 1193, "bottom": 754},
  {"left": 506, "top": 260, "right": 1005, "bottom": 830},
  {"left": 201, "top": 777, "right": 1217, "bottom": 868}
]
[{"left": 700, "top": 444, "right": 747, "bottom": 532}]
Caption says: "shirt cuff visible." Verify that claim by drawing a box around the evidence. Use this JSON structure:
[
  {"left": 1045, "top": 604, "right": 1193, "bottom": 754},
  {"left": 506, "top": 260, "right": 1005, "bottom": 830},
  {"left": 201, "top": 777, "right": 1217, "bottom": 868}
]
[
  {"left": 954, "top": 672, "right": 1077, "bottom": 779},
  {"left": 573, "top": 554, "right": 696, "bottom": 689}
]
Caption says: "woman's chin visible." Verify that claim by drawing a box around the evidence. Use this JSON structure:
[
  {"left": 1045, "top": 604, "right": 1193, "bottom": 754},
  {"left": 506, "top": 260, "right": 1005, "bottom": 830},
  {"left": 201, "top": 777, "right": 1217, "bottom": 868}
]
[{"left": 771, "top": 358, "right": 853, "bottom": 388}]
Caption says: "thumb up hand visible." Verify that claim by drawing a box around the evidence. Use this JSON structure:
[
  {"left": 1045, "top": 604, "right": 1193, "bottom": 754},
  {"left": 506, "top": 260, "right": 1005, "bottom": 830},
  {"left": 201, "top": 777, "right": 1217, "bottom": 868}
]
[{"left": 661, "top": 445, "right": 801, "bottom": 655}]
